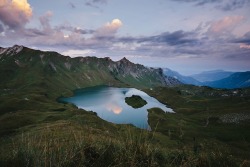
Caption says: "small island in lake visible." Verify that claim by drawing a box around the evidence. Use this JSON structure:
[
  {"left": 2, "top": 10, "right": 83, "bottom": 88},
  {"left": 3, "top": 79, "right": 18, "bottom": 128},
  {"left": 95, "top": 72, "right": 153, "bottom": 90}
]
[{"left": 125, "top": 95, "right": 147, "bottom": 108}]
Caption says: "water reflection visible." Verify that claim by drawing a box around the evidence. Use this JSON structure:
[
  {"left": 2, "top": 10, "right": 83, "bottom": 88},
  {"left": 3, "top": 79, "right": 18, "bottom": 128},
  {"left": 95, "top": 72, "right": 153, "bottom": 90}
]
[
  {"left": 59, "top": 86, "right": 174, "bottom": 129},
  {"left": 106, "top": 102, "right": 123, "bottom": 115}
]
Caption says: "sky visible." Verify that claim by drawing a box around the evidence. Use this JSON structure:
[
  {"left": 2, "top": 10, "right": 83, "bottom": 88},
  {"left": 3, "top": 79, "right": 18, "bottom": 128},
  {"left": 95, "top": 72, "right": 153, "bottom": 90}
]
[{"left": 0, "top": 0, "right": 250, "bottom": 75}]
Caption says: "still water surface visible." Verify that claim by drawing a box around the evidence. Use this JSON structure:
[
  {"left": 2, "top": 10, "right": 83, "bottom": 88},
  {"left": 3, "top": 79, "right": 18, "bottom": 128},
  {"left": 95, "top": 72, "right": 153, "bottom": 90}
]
[{"left": 59, "top": 86, "right": 174, "bottom": 129}]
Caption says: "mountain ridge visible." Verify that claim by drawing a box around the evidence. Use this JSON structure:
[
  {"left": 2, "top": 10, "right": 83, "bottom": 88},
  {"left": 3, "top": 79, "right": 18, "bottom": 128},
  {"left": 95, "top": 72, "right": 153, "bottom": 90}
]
[
  {"left": 0, "top": 45, "right": 181, "bottom": 113},
  {"left": 190, "top": 70, "right": 235, "bottom": 82},
  {"left": 163, "top": 68, "right": 201, "bottom": 86},
  {"left": 204, "top": 71, "right": 250, "bottom": 89}
]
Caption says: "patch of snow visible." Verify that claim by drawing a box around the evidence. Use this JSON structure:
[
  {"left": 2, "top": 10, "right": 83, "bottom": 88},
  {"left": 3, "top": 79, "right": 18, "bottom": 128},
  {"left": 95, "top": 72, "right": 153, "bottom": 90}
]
[
  {"left": 6, "top": 45, "right": 23, "bottom": 55},
  {"left": 80, "top": 58, "right": 84, "bottom": 62},
  {"left": 49, "top": 62, "right": 57, "bottom": 72},
  {"left": 0, "top": 48, "right": 7, "bottom": 55},
  {"left": 85, "top": 74, "right": 91, "bottom": 80},
  {"left": 15, "top": 45, "right": 23, "bottom": 54},
  {"left": 15, "top": 60, "right": 22, "bottom": 67},
  {"left": 64, "top": 62, "right": 71, "bottom": 70},
  {"left": 40, "top": 54, "right": 45, "bottom": 64},
  {"left": 131, "top": 72, "right": 139, "bottom": 79}
]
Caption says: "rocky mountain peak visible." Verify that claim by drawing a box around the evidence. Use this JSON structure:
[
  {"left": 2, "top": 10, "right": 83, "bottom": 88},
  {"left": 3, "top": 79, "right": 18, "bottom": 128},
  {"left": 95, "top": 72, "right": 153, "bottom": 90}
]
[
  {"left": 0, "top": 45, "right": 24, "bottom": 56},
  {"left": 119, "top": 57, "right": 131, "bottom": 63}
]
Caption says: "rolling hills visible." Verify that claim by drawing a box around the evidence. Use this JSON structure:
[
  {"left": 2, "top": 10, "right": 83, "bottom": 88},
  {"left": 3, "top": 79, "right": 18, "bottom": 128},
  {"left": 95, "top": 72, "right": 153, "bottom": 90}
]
[{"left": 0, "top": 45, "right": 250, "bottom": 166}]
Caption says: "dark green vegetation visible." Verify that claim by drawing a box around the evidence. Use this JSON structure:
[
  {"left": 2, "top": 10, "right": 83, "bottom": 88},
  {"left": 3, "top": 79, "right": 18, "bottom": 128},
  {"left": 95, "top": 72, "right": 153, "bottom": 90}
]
[
  {"left": 0, "top": 45, "right": 250, "bottom": 166},
  {"left": 125, "top": 95, "right": 147, "bottom": 108},
  {"left": 146, "top": 86, "right": 250, "bottom": 166}
]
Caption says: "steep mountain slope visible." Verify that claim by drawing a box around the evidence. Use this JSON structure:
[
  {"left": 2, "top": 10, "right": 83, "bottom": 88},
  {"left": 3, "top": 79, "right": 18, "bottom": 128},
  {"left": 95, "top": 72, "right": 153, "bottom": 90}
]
[
  {"left": 163, "top": 68, "right": 201, "bottom": 85},
  {"left": 204, "top": 71, "right": 250, "bottom": 89},
  {"left": 190, "top": 70, "right": 235, "bottom": 82},
  {"left": 0, "top": 45, "right": 179, "bottom": 113}
]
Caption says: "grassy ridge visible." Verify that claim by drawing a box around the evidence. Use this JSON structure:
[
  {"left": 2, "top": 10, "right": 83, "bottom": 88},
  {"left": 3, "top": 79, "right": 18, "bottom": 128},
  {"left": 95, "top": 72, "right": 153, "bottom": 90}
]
[{"left": 146, "top": 86, "right": 250, "bottom": 164}]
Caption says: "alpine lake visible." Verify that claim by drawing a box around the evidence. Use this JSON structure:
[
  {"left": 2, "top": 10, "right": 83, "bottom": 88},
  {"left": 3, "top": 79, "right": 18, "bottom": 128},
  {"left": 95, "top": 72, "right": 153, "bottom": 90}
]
[{"left": 59, "top": 86, "right": 174, "bottom": 129}]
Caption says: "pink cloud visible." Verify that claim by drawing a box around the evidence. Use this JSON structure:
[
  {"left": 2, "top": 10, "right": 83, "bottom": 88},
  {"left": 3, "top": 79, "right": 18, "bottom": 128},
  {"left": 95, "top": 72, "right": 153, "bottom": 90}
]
[
  {"left": 208, "top": 16, "right": 244, "bottom": 33},
  {"left": 0, "top": 0, "right": 32, "bottom": 29},
  {"left": 94, "top": 19, "right": 123, "bottom": 37},
  {"left": 39, "top": 11, "right": 53, "bottom": 31},
  {"left": 240, "top": 43, "right": 250, "bottom": 49}
]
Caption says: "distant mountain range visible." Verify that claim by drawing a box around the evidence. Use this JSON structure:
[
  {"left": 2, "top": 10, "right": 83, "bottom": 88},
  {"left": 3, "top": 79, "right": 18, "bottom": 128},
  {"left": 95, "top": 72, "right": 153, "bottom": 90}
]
[
  {"left": 163, "top": 68, "right": 250, "bottom": 89},
  {"left": 203, "top": 72, "right": 250, "bottom": 89},
  {"left": 190, "top": 70, "right": 235, "bottom": 82},
  {"left": 162, "top": 68, "right": 201, "bottom": 86}
]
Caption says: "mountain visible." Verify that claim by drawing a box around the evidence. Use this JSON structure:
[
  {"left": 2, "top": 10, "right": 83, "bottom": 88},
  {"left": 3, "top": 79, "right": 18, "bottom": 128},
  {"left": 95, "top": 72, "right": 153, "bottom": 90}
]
[
  {"left": 190, "top": 70, "right": 235, "bottom": 82},
  {"left": 204, "top": 71, "right": 250, "bottom": 89},
  {"left": 0, "top": 45, "right": 180, "bottom": 89},
  {"left": 0, "top": 45, "right": 181, "bottom": 113},
  {"left": 163, "top": 68, "right": 201, "bottom": 85}
]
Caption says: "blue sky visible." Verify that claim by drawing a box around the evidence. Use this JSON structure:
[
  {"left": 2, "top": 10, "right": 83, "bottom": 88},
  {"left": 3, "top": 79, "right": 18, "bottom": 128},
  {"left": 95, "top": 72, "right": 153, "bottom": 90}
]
[{"left": 0, "top": 0, "right": 250, "bottom": 75}]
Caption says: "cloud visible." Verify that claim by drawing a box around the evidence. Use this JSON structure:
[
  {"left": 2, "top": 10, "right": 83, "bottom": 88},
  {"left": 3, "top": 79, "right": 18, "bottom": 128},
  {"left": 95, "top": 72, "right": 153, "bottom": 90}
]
[
  {"left": 0, "top": 23, "right": 4, "bottom": 32},
  {"left": 171, "top": 0, "right": 250, "bottom": 11},
  {"left": 115, "top": 30, "right": 199, "bottom": 47},
  {"left": 69, "top": 2, "right": 75, "bottom": 8},
  {"left": 240, "top": 44, "right": 250, "bottom": 49},
  {"left": 1, "top": 12, "right": 249, "bottom": 67},
  {"left": 85, "top": 0, "right": 108, "bottom": 8},
  {"left": 62, "top": 49, "right": 96, "bottom": 57},
  {"left": 85, "top": 0, "right": 108, "bottom": 5},
  {"left": 208, "top": 16, "right": 244, "bottom": 34},
  {"left": 233, "top": 31, "right": 250, "bottom": 45},
  {"left": 0, "top": 0, "right": 32, "bottom": 29},
  {"left": 57, "top": 25, "right": 95, "bottom": 34},
  {"left": 219, "top": 0, "right": 250, "bottom": 11},
  {"left": 173, "top": 0, "right": 218, "bottom": 6},
  {"left": 94, "top": 19, "right": 122, "bottom": 37},
  {"left": 140, "top": 31, "right": 199, "bottom": 46},
  {"left": 39, "top": 11, "right": 53, "bottom": 31},
  {"left": 106, "top": 102, "right": 122, "bottom": 115}
]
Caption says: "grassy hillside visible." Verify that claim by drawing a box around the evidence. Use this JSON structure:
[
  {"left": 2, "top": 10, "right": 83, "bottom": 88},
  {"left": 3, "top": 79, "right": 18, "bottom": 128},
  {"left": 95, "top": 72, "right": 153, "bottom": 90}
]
[
  {"left": 0, "top": 46, "right": 250, "bottom": 166},
  {"left": 146, "top": 86, "right": 250, "bottom": 165}
]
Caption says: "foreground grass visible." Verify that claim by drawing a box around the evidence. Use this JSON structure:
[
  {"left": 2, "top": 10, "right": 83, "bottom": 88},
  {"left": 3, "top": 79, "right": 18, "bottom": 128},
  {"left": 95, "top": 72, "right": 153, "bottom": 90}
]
[{"left": 0, "top": 119, "right": 243, "bottom": 167}]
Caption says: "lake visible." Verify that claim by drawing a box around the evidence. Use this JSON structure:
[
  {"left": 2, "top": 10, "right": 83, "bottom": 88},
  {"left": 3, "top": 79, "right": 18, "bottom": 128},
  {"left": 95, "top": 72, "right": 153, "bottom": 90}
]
[{"left": 59, "top": 86, "right": 174, "bottom": 129}]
